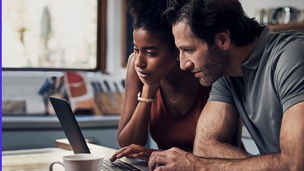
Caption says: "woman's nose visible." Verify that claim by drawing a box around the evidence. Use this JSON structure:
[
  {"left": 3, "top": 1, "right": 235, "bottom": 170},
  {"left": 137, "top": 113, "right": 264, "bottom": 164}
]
[{"left": 135, "top": 54, "right": 146, "bottom": 68}]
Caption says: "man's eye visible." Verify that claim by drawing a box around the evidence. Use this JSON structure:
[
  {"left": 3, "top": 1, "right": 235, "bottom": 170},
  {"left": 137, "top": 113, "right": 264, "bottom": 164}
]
[{"left": 184, "top": 49, "right": 194, "bottom": 53}]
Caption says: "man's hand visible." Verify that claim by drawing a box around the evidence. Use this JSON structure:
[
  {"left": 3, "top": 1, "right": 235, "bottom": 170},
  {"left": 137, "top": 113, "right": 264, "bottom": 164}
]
[
  {"left": 110, "top": 144, "right": 155, "bottom": 161},
  {"left": 148, "top": 147, "right": 200, "bottom": 171}
]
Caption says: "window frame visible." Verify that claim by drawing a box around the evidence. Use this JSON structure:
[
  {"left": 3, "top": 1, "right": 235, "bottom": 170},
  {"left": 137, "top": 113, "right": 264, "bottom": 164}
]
[
  {"left": 2, "top": 0, "right": 107, "bottom": 72},
  {"left": 121, "top": 0, "right": 134, "bottom": 67}
]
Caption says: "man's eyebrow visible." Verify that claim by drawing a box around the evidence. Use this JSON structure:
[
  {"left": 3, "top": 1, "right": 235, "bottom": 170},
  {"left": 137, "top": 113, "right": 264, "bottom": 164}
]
[{"left": 177, "top": 45, "right": 192, "bottom": 50}]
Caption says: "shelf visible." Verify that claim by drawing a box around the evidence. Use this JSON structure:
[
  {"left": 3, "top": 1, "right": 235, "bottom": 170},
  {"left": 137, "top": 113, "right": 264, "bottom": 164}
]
[
  {"left": 2, "top": 115, "right": 120, "bottom": 130},
  {"left": 269, "top": 22, "right": 304, "bottom": 32}
]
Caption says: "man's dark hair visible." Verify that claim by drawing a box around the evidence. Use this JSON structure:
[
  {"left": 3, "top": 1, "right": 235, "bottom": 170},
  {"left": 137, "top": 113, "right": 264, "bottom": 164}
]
[
  {"left": 164, "top": 0, "right": 262, "bottom": 46},
  {"left": 127, "top": 0, "right": 176, "bottom": 50}
]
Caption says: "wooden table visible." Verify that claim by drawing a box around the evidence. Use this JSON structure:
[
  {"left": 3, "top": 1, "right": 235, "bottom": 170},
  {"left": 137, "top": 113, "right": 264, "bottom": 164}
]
[
  {"left": 2, "top": 148, "right": 72, "bottom": 171},
  {"left": 2, "top": 141, "right": 148, "bottom": 171}
]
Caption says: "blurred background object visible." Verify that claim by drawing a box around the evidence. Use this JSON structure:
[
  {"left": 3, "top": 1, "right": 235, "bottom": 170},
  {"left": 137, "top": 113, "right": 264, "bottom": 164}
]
[
  {"left": 255, "top": 6, "right": 302, "bottom": 25},
  {"left": 64, "top": 72, "right": 95, "bottom": 115},
  {"left": 271, "top": 7, "right": 301, "bottom": 24}
]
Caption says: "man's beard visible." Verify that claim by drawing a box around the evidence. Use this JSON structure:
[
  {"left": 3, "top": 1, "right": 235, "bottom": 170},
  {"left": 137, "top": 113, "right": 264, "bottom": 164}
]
[{"left": 198, "top": 45, "right": 230, "bottom": 86}]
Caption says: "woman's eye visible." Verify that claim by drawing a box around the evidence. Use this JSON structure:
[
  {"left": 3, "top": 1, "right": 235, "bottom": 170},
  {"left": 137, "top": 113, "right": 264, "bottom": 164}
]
[
  {"left": 147, "top": 53, "right": 154, "bottom": 56},
  {"left": 146, "top": 52, "right": 157, "bottom": 56},
  {"left": 134, "top": 48, "right": 139, "bottom": 53}
]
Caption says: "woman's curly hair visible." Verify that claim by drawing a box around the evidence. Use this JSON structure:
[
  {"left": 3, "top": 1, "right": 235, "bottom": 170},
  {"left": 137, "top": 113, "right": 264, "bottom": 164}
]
[{"left": 127, "top": 0, "right": 176, "bottom": 50}]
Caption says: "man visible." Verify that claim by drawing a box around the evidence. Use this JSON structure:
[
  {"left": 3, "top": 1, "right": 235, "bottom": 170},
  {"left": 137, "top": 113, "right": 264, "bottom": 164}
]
[{"left": 148, "top": 0, "right": 304, "bottom": 170}]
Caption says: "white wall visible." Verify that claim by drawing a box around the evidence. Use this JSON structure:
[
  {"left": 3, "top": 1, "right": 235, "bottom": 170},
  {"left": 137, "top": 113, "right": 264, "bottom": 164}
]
[{"left": 106, "top": 0, "right": 127, "bottom": 76}]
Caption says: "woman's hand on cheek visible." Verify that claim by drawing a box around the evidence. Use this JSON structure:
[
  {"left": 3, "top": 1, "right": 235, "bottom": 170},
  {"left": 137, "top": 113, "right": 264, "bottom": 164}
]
[
  {"left": 137, "top": 72, "right": 160, "bottom": 87},
  {"left": 141, "top": 83, "right": 159, "bottom": 99}
]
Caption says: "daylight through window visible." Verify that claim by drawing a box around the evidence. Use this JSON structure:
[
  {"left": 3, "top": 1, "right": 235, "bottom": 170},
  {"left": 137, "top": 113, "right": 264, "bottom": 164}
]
[{"left": 3, "top": 0, "right": 101, "bottom": 70}]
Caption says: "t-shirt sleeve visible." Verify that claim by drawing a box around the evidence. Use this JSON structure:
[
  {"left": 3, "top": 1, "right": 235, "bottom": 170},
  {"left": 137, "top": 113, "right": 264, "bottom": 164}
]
[
  {"left": 208, "top": 77, "right": 236, "bottom": 106},
  {"left": 274, "top": 37, "right": 304, "bottom": 112}
]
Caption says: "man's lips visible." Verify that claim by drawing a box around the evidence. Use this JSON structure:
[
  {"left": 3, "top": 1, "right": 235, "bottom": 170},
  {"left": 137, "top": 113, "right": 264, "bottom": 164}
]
[{"left": 193, "top": 71, "right": 202, "bottom": 78}]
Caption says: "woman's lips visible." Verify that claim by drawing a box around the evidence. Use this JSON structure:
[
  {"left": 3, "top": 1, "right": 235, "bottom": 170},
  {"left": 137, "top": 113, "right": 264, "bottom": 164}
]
[{"left": 138, "top": 71, "right": 150, "bottom": 78}]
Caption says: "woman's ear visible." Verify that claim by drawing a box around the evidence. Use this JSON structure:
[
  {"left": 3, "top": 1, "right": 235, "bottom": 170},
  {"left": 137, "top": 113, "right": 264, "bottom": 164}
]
[{"left": 215, "top": 31, "right": 230, "bottom": 50}]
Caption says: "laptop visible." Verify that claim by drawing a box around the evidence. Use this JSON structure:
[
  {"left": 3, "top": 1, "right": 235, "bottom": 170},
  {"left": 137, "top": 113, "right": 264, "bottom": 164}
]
[{"left": 49, "top": 97, "right": 146, "bottom": 171}]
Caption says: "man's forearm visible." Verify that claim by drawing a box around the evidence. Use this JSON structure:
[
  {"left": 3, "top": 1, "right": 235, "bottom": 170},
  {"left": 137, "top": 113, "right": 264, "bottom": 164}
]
[
  {"left": 194, "top": 140, "right": 250, "bottom": 159},
  {"left": 193, "top": 101, "right": 247, "bottom": 159},
  {"left": 197, "top": 153, "right": 300, "bottom": 171}
]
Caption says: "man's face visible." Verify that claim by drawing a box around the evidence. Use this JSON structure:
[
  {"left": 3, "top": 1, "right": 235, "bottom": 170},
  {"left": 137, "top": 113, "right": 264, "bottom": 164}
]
[{"left": 172, "top": 21, "right": 230, "bottom": 86}]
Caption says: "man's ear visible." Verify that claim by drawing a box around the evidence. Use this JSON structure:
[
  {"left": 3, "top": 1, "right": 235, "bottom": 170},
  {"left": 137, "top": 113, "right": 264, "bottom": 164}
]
[{"left": 215, "top": 31, "right": 230, "bottom": 50}]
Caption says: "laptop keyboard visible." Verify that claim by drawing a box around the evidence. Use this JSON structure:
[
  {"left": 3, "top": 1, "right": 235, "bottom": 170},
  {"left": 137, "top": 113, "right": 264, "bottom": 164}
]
[{"left": 101, "top": 159, "right": 143, "bottom": 171}]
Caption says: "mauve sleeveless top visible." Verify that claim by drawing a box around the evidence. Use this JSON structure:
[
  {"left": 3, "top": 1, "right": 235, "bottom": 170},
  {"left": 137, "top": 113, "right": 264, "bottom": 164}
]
[{"left": 149, "top": 86, "right": 210, "bottom": 151}]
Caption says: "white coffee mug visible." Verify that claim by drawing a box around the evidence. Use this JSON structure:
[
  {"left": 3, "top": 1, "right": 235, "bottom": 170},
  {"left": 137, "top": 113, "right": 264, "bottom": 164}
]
[{"left": 49, "top": 153, "right": 103, "bottom": 171}]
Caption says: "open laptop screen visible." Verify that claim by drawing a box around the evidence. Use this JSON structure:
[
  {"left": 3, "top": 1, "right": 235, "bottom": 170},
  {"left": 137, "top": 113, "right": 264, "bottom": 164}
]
[{"left": 49, "top": 97, "right": 90, "bottom": 154}]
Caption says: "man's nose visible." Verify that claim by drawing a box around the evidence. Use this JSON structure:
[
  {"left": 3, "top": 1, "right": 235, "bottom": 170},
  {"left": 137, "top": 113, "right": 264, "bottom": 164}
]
[{"left": 179, "top": 54, "right": 193, "bottom": 71}]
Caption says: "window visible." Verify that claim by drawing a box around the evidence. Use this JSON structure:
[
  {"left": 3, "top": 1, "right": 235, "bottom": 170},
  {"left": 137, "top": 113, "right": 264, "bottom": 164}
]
[{"left": 2, "top": 0, "right": 106, "bottom": 71}]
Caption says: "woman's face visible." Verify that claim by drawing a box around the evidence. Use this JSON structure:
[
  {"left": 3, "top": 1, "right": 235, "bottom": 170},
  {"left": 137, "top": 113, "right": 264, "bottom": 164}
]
[{"left": 133, "top": 28, "right": 177, "bottom": 84}]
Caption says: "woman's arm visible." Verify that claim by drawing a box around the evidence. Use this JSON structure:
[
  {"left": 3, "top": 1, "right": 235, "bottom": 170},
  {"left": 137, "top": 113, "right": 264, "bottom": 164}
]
[{"left": 117, "top": 54, "right": 158, "bottom": 147}]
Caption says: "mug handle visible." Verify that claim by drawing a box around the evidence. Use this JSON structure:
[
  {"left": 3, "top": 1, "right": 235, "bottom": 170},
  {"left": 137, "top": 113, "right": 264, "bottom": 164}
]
[{"left": 49, "top": 161, "right": 64, "bottom": 171}]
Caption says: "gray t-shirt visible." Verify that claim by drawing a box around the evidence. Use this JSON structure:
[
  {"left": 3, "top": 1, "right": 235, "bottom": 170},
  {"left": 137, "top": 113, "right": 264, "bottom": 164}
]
[{"left": 208, "top": 27, "right": 304, "bottom": 154}]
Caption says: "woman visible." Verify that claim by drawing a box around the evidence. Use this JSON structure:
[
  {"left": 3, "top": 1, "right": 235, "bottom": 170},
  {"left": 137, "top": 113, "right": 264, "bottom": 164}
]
[{"left": 110, "top": 0, "right": 211, "bottom": 161}]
